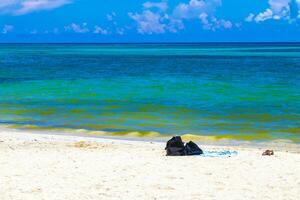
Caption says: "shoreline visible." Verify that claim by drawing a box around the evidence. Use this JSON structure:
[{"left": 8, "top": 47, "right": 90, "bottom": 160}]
[{"left": 1, "top": 125, "right": 300, "bottom": 153}]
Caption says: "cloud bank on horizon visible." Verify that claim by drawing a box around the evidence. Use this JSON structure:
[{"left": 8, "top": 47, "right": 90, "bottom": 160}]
[{"left": 1, "top": 0, "right": 300, "bottom": 41}]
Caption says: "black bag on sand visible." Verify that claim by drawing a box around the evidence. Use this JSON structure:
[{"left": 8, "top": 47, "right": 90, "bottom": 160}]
[
  {"left": 165, "top": 136, "right": 185, "bottom": 156},
  {"left": 184, "top": 141, "right": 203, "bottom": 156},
  {"left": 165, "top": 136, "right": 203, "bottom": 156}
]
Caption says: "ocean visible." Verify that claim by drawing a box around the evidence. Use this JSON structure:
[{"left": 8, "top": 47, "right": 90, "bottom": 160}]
[{"left": 0, "top": 43, "right": 299, "bottom": 142}]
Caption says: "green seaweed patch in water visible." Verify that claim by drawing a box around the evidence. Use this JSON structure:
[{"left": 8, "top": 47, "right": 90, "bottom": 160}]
[
  {"left": 181, "top": 134, "right": 220, "bottom": 141},
  {"left": 85, "top": 93, "right": 98, "bottom": 97},
  {"left": 111, "top": 130, "right": 161, "bottom": 138},
  {"left": 217, "top": 133, "right": 273, "bottom": 141},
  {"left": 65, "top": 99, "right": 81, "bottom": 104},
  {"left": 115, "top": 112, "right": 161, "bottom": 121},
  {"left": 5, "top": 124, "right": 60, "bottom": 131},
  {"left": 2, "top": 123, "right": 298, "bottom": 143},
  {"left": 103, "top": 105, "right": 122, "bottom": 109},
  {"left": 206, "top": 113, "right": 296, "bottom": 122},
  {"left": 3, "top": 108, "right": 57, "bottom": 116},
  {"left": 69, "top": 109, "right": 85, "bottom": 114},
  {"left": 138, "top": 123, "right": 167, "bottom": 128},
  {"left": 0, "top": 108, "right": 28, "bottom": 115},
  {"left": 137, "top": 104, "right": 167, "bottom": 112},
  {"left": 78, "top": 124, "right": 125, "bottom": 130},
  {"left": 238, "top": 96, "right": 261, "bottom": 101},
  {"left": 34, "top": 108, "right": 56, "bottom": 116},
  {"left": 279, "top": 127, "right": 300, "bottom": 133}
]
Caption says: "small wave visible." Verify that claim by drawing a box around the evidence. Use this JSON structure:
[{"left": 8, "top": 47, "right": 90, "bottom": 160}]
[{"left": 1, "top": 123, "right": 299, "bottom": 144}]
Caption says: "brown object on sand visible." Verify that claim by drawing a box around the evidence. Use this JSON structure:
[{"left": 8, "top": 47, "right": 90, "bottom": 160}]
[
  {"left": 262, "top": 150, "right": 274, "bottom": 156},
  {"left": 73, "top": 141, "right": 91, "bottom": 148}
]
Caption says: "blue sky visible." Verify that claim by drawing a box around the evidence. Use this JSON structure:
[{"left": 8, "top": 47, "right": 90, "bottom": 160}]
[{"left": 0, "top": 0, "right": 300, "bottom": 42}]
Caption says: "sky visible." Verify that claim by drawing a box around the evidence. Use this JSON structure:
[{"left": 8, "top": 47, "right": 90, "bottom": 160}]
[{"left": 0, "top": 0, "right": 300, "bottom": 42}]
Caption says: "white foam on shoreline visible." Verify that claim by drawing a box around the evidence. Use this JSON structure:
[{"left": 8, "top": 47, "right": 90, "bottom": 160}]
[{"left": 1, "top": 125, "right": 299, "bottom": 153}]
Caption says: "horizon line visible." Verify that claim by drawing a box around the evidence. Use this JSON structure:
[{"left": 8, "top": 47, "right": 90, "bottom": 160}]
[{"left": 1, "top": 41, "right": 300, "bottom": 44}]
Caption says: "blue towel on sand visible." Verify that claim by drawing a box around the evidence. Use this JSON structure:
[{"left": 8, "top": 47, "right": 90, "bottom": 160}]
[{"left": 200, "top": 150, "right": 238, "bottom": 158}]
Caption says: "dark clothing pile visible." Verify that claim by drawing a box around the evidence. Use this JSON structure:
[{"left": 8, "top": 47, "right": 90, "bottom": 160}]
[{"left": 165, "top": 136, "right": 203, "bottom": 156}]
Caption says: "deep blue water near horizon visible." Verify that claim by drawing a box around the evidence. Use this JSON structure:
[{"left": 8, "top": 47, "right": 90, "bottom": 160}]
[{"left": 0, "top": 43, "right": 299, "bottom": 142}]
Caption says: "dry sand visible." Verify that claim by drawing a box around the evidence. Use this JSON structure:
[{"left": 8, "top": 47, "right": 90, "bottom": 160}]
[{"left": 0, "top": 128, "right": 299, "bottom": 200}]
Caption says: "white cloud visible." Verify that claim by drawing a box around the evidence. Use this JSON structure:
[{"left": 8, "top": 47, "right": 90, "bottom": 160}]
[
  {"left": 64, "top": 23, "right": 89, "bottom": 33},
  {"left": 245, "top": 13, "right": 255, "bottom": 22},
  {"left": 235, "top": 22, "right": 242, "bottom": 28},
  {"left": 129, "top": 1, "right": 184, "bottom": 34},
  {"left": 43, "top": 28, "right": 60, "bottom": 34},
  {"left": 0, "top": 0, "right": 71, "bottom": 15},
  {"left": 246, "top": 0, "right": 300, "bottom": 22},
  {"left": 129, "top": 10, "right": 166, "bottom": 34},
  {"left": 297, "top": 0, "right": 300, "bottom": 18},
  {"left": 129, "top": 0, "right": 230, "bottom": 34},
  {"left": 106, "top": 12, "right": 116, "bottom": 21},
  {"left": 199, "top": 13, "right": 232, "bottom": 31},
  {"left": 269, "top": 0, "right": 291, "bottom": 13},
  {"left": 65, "top": 22, "right": 123, "bottom": 35},
  {"left": 116, "top": 27, "right": 125, "bottom": 35},
  {"left": 255, "top": 8, "right": 274, "bottom": 22},
  {"left": 0, "top": 1, "right": 18, "bottom": 10},
  {"left": 2, "top": 25, "right": 14, "bottom": 34},
  {"left": 105, "top": 12, "right": 127, "bottom": 35},
  {"left": 173, "top": 0, "right": 222, "bottom": 19},
  {"left": 94, "top": 26, "right": 108, "bottom": 35},
  {"left": 143, "top": 1, "right": 168, "bottom": 11},
  {"left": 165, "top": 17, "right": 184, "bottom": 33},
  {"left": 172, "top": 0, "right": 232, "bottom": 31}
]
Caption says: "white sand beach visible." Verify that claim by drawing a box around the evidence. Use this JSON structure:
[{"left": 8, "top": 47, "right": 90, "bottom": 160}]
[{"left": 0, "top": 128, "right": 299, "bottom": 200}]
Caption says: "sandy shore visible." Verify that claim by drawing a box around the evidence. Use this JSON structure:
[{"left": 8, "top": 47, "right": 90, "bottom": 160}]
[{"left": 0, "top": 128, "right": 299, "bottom": 200}]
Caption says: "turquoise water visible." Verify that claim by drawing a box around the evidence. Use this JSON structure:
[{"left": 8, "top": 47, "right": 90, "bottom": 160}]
[{"left": 0, "top": 43, "right": 300, "bottom": 142}]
